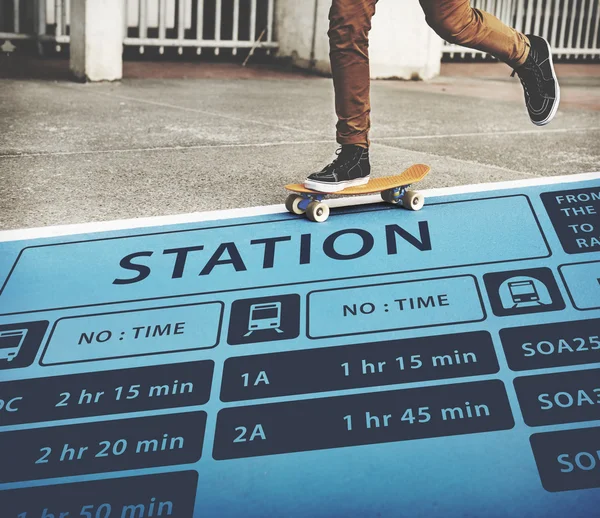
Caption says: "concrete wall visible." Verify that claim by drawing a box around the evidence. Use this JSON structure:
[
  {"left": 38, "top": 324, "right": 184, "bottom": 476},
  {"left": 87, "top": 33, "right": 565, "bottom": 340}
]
[
  {"left": 70, "top": 0, "right": 123, "bottom": 82},
  {"left": 370, "top": 3, "right": 444, "bottom": 79},
  {"left": 275, "top": 0, "right": 330, "bottom": 74},
  {"left": 275, "top": 0, "right": 443, "bottom": 80}
]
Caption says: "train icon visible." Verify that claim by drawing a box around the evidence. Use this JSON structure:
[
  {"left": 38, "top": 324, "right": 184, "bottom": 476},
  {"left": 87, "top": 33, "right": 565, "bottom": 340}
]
[
  {"left": 228, "top": 294, "right": 300, "bottom": 345},
  {"left": 484, "top": 268, "right": 564, "bottom": 317},
  {"left": 501, "top": 276, "right": 550, "bottom": 309},
  {"left": 244, "top": 302, "right": 284, "bottom": 337},
  {"left": 0, "top": 329, "right": 28, "bottom": 362},
  {"left": 508, "top": 280, "right": 541, "bottom": 305}
]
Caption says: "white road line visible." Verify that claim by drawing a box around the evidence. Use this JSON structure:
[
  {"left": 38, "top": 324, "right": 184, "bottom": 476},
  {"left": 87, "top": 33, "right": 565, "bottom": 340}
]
[
  {"left": 1, "top": 172, "right": 598, "bottom": 242},
  {"left": 376, "top": 126, "right": 600, "bottom": 141},
  {"left": 2, "top": 126, "right": 598, "bottom": 160},
  {"left": 0, "top": 140, "right": 336, "bottom": 159},
  {"left": 69, "top": 87, "right": 324, "bottom": 137},
  {"left": 372, "top": 141, "right": 534, "bottom": 177}
]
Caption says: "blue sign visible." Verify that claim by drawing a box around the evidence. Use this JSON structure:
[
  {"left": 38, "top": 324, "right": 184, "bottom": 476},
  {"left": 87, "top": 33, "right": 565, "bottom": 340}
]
[{"left": 0, "top": 174, "right": 599, "bottom": 517}]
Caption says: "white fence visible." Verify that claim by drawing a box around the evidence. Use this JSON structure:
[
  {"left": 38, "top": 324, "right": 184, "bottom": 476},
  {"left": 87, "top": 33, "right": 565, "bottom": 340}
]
[
  {"left": 124, "top": 0, "right": 277, "bottom": 54},
  {"left": 0, "top": 0, "right": 33, "bottom": 40},
  {"left": 443, "top": 0, "right": 600, "bottom": 59},
  {"left": 1, "top": 0, "right": 277, "bottom": 54},
  {"left": 2, "top": 0, "right": 599, "bottom": 60},
  {"left": 1, "top": 0, "right": 70, "bottom": 43}
]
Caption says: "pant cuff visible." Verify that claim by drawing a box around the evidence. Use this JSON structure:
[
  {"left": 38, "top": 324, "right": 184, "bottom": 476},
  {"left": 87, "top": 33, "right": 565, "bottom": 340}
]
[
  {"left": 512, "top": 35, "right": 531, "bottom": 68},
  {"left": 336, "top": 133, "right": 370, "bottom": 147}
]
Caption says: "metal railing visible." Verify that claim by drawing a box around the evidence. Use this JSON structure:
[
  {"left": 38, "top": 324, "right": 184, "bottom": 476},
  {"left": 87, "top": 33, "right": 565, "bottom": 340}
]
[
  {"left": 37, "top": 0, "right": 69, "bottom": 48},
  {"left": 443, "top": 0, "right": 600, "bottom": 59},
  {"left": 4, "top": 1, "right": 598, "bottom": 61},
  {"left": 0, "top": 0, "right": 31, "bottom": 40},
  {"left": 4, "top": 0, "right": 278, "bottom": 54},
  {"left": 124, "top": 0, "right": 277, "bottom": 55}
]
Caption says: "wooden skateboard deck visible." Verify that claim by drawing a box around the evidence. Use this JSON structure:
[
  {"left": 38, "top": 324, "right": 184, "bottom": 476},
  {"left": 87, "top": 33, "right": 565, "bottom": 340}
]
[
  {"left": 285, "top": 164, "right": 430, "bottom": 196},
  {"left": 284, "top": 164, "right": 430, "bottom": 222}
]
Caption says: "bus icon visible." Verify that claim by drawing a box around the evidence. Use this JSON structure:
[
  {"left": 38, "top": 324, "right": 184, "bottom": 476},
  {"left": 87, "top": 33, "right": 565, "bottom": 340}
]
[
  {"left": 244, "top": 302, "right": 283, "bottom": 337},
  {"left": 0, "top": 329, "right": 28, "bottom": 362}
]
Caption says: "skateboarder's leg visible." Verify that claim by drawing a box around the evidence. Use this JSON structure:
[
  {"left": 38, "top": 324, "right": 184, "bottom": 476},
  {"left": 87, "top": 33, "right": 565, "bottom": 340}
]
[
  {"left": 303, "top": 0, "right": 376, "bottom": 193},
  {"left": 329, "top": 0, "right": 378, "bottom": 148},
  {"left": 420, "top": 0, "right": 529, "bottom": 67},
  {"left": 420, "top": 0, "right": 559, "bottom": 125}
]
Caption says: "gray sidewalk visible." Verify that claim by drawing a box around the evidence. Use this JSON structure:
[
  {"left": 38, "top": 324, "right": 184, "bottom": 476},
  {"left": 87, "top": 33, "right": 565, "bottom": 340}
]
[{"left": 1, "top": 61, "right": 599, "bottom": 230}]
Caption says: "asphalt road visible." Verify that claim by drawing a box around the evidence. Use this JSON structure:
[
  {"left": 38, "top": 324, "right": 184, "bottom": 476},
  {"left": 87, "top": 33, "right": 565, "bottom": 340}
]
[{"left": 1, "top": 60, "right": 599, "bottom": 230}]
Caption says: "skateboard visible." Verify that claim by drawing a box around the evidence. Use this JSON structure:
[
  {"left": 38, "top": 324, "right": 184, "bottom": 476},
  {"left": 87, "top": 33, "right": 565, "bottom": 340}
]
[{"left": 284, "top": 163, "right": 431, "bottom": 222}]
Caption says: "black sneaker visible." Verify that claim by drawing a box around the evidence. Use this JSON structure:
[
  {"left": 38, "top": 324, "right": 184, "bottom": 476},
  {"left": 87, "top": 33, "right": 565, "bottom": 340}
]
[
  {"left": 512, "top": 34, "right": 560, "bottom": 126},
  {"left": 304, "top": 145, "right": 371, "bottom": 193}
]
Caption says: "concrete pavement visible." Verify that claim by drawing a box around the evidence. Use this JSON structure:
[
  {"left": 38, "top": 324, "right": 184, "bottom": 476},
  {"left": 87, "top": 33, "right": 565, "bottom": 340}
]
[{"left": 1, "top": 59, "right": 599, "bottom": 230}]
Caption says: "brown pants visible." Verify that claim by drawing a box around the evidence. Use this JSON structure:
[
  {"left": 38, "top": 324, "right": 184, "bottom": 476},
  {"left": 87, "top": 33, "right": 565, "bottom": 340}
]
[{"left": 330, "top": 0, "right": 530, "bottom": 146}]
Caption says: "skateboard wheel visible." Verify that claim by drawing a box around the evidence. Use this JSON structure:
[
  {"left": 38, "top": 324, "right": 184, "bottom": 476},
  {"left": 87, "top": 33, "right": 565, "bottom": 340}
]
[
  {"left": 381, "top": 189, "right": 398, "bottom": 204},
  {"left": 306, "top": 201, "right": 330, "bottom": 223},
  {"left": 285, "top": 194, "right": 306, "bottom": 215},
  {"left": 402, "top": 191, "right": 424, "bottom": 211}
]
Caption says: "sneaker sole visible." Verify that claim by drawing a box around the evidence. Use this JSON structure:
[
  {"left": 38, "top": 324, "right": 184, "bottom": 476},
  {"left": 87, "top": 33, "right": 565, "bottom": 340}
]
[
  {"left": 532, "top": 37, "right": 560, "bottom": 126},
  {"left": 304, "top": 177, "right": 370, "bottom": 193}
]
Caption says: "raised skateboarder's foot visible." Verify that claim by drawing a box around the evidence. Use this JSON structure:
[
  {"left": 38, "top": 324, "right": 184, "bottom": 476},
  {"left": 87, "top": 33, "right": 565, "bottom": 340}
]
[
  {"left": 512, "top": 34, "right": 560, "bottom": 126},
  {"left": 304, "top": 144, "right": 371, "bottom": 193}
]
